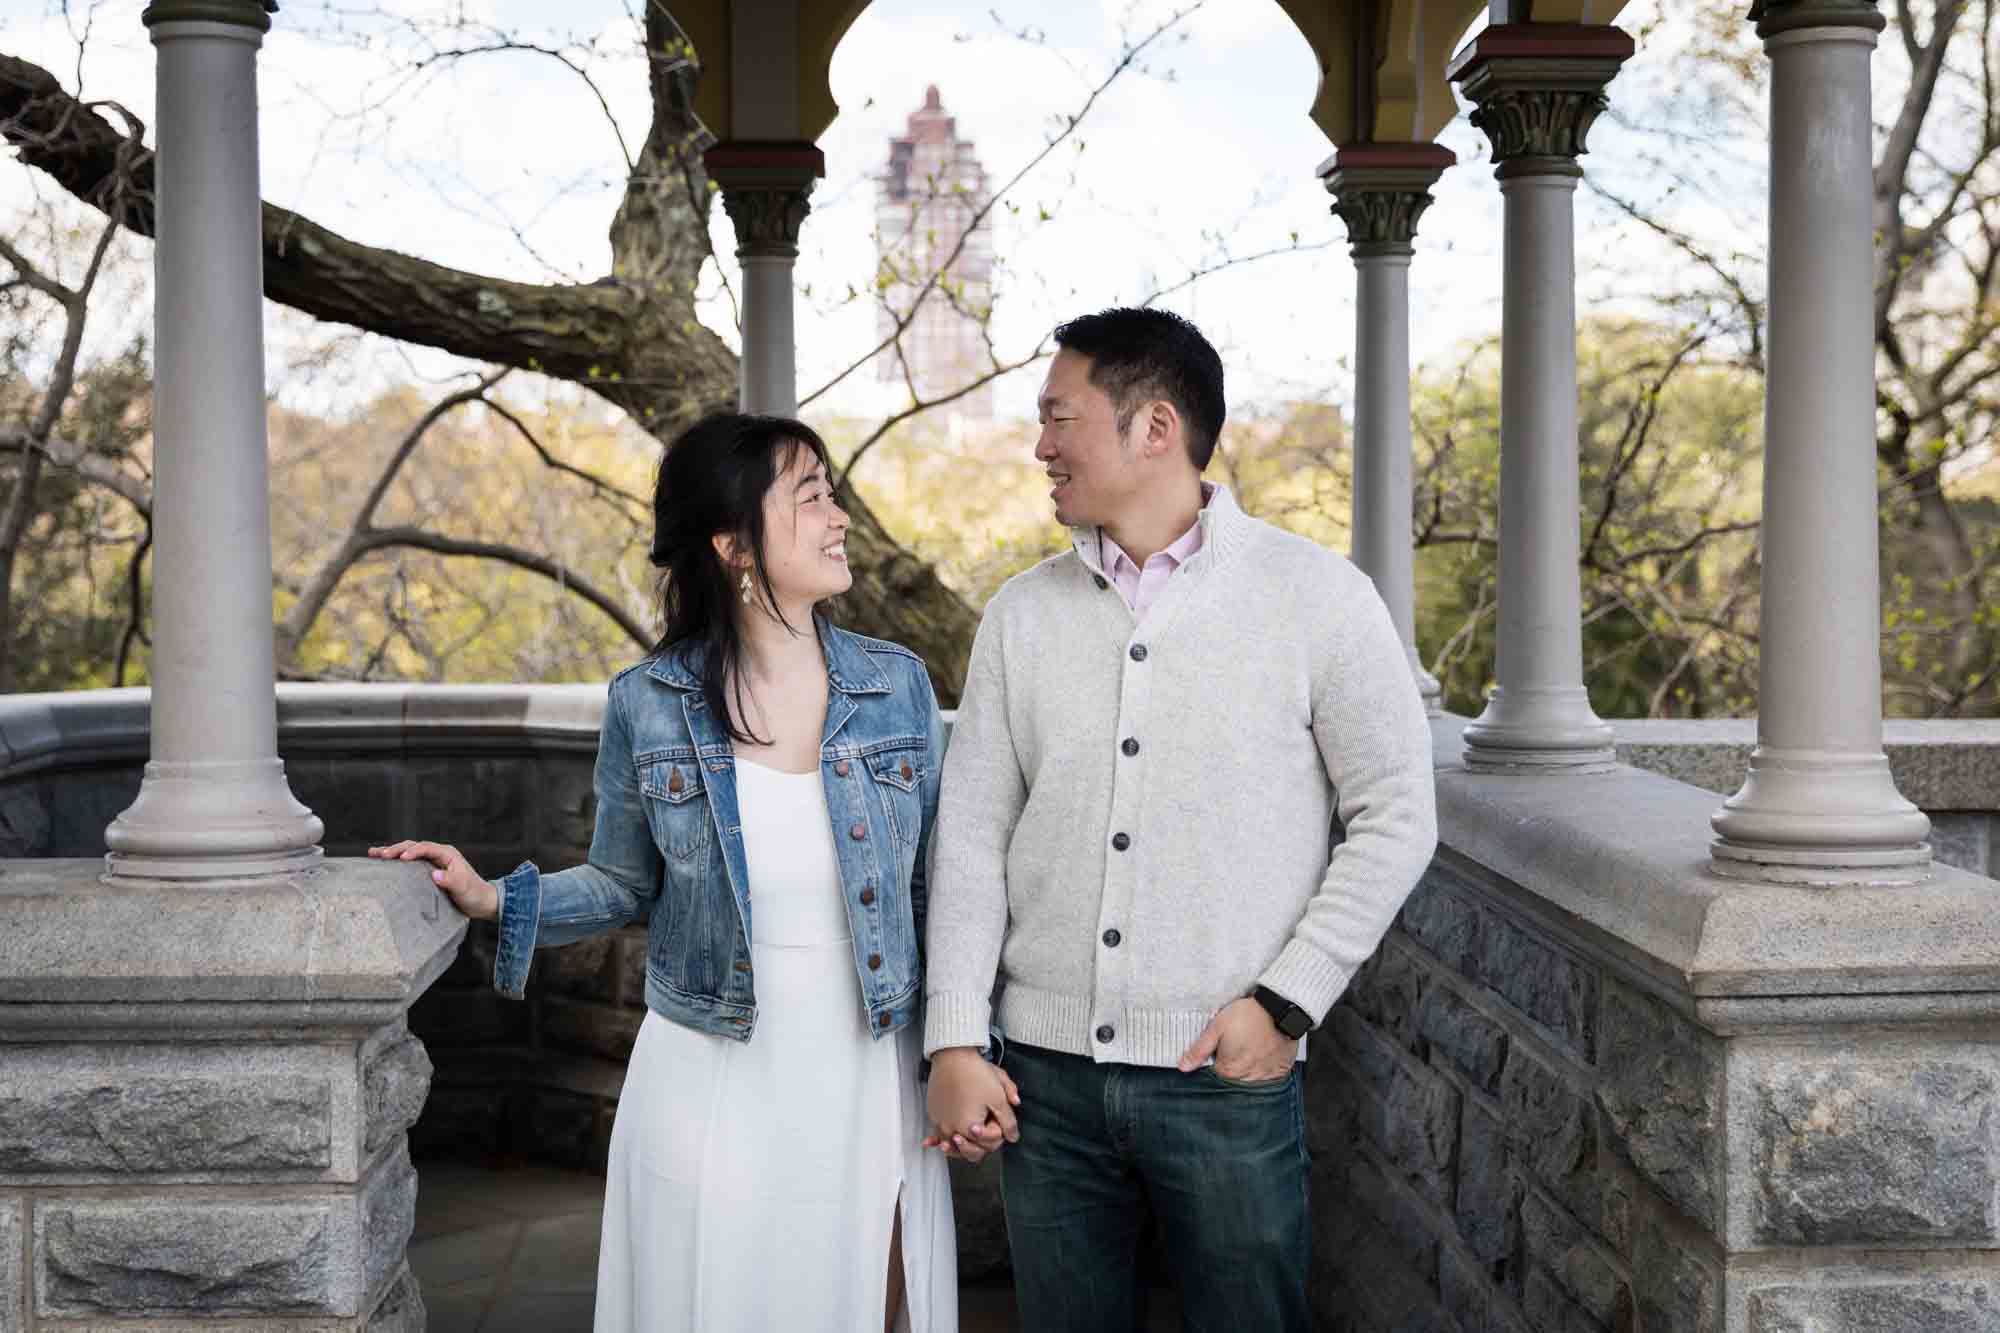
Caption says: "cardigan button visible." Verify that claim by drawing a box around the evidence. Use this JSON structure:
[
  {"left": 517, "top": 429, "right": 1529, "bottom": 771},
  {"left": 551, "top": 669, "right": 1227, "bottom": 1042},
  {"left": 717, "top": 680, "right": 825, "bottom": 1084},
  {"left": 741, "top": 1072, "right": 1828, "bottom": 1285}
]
[
  {"left": 1095, "top": 1024, "right": 1115, "bottom": 1043},
  {"left": 1111, "top": 832, "right": 1131, "bottom": 852},
  {"left": 1121, "top": 738, "right": 1140, "bottom": 757},
  {"left": 860, "top": 887, "right": 877, "bottom": 906},
  {"left": 835, "top": 759, "right": 851, "bottom": 777},
  {"left": 1093, "top": 575, "right": 1108, "bottom": 590},
  {"left": 1129, "top": 644, "right": 1148, "bottom": 662},
  {"left": 1102, "top": 929, "right": 1122, "bottom": 948}
]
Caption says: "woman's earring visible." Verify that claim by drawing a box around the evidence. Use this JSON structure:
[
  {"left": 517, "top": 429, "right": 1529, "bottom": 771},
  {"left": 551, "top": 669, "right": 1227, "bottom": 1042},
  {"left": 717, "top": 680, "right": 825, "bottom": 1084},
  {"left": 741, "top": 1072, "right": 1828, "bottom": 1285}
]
[{"left": 739, "top": 569, "right": 754, "bottom": 607}]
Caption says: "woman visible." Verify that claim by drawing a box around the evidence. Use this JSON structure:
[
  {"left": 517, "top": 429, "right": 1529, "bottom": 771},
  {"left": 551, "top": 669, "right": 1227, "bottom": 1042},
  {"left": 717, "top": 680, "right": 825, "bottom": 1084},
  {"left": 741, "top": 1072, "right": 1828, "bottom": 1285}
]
[{"left": 371, "top": 413, "right": 994, "bottom": 1332}]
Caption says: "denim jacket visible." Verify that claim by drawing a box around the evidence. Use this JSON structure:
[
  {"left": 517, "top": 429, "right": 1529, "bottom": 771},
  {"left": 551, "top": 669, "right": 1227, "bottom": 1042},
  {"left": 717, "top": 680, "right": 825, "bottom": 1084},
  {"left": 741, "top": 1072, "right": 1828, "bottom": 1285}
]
[{"left": 492, "top": 621, "right": 944, "bottom": 1043}]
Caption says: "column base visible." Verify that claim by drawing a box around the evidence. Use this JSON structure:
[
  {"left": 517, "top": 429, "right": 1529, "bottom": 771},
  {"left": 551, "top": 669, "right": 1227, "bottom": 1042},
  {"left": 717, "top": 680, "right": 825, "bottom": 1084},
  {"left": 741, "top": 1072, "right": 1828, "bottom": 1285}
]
[
  {"left": 1419, "top": 668, "right": 1443, "bottom": 717},
  {"left": 1710, "top": 746, "right": 1932, "bottom": 885},
  {"left": 103, "top": 756, "right": 324, "bottom": 882},
  {"left": 1462, "top": 685, "right": 1616, "bottom": 772}
]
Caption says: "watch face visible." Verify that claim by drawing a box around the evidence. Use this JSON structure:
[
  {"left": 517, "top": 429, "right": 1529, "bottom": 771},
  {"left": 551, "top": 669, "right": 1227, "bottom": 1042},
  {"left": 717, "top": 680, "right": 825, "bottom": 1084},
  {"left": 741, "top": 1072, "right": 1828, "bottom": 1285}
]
[{"left": 1280, "top": 1011, "right": 1312, "bottom": 1039}]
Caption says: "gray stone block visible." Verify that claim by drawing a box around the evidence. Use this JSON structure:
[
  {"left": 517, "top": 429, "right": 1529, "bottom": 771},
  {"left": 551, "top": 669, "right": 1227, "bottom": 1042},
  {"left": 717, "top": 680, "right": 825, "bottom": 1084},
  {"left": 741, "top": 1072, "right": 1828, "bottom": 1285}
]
[
  {"left": 1750, "top": 1054, "right": 1998, "bottom": 1245},
  {"left": 35, "top": 1196, "right": 358, "bottom": 1317},
  {"left": 1499, "top": 1052, "right": 1591, "bottom": 1208},
  {"left": 0, "top": 783, "right": 49, "bottom": 857},
  {"left": 1519, "top": 1191, "right": 1628, "bottom": 1330},
  {"left": 1441, "top": 1243, "right": 1506, "bottom": 1333},
  {"left": 1, "top": 1195, "right": 20, "bottom": 1332},
  {"left": 1633, "top": 1208, "right": 1717, "bottom": 1333},
  {"left": 1456, "top": 1099, "right": 1520, "bottom": 1266},
  {"left": 1746, "top": 1279, "right": 2000, "bottom": 1332},
  {"left": 1927, "top": 813, "right": 1993, "bottom": 876},
  {"left": 1477, "top": 914, "right": 1596, "bottom": 1063},
  {"left": 363, "top": 1033, "right": 434, "bottom": 1157},
  {"left": 1330, "top": 1011, "right": 1460, "bottom": 1204},
  {"left": 614, "top": 928, "right": 650, "bottom": 1008},
  {"left": 1420, "top": 985, "right": 1510, "bottom": 1091},
  {"left": 0, "top": 1078, "right": 330, "bottom": 1178},
  {"left": 1401, "top": 878, "right": 1482, "bottom": 981},
  {"left": 362, "top": 1148, "right": 418, "bottom": 1304},
  {"left": 539, "top": 934, "right": 619, "bottom": 1003},
  {"left": 1523, "top": 1264, "right": 1601, "bottom": 1333},
  {"left": 366, "top": 1266, "right": 426, "bottom": 1333},
  {"left": 1595, "top": 979, "right": 1721, "bottom": 1234},
  {"left": 1346, "top": 943, "right": 1428, "bottom": 1052},
  {"left": 1347, "top": 1152, "right": 1442, "bottom": 1280}
]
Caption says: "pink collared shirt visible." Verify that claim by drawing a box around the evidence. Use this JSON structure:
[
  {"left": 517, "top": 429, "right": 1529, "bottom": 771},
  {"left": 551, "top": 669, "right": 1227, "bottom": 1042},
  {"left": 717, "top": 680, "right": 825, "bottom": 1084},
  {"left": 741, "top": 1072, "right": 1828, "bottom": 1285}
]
[{"left": 1100, "top": 482, "right": 1216, "bottom": 622}]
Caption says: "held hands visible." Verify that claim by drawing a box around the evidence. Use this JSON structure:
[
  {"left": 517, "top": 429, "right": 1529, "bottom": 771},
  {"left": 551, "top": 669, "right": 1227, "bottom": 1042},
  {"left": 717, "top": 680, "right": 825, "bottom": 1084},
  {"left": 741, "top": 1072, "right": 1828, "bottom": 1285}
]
[
  {"left": 1178, "top": 996, "right": 1299, "bottom": 1082},
  {"left": 368, "top": 840, "right": 500, "bottom": 922},
  {"left": 923, "top": 1047, "right": 1022, "bottom": 1164}
]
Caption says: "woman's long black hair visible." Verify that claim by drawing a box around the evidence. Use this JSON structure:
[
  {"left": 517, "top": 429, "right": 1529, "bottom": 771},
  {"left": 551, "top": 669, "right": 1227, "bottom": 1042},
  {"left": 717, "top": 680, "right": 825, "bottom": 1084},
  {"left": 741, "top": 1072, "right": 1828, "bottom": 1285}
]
[{"left": 650, "top": 412, "right": 836, "bottom": 746}]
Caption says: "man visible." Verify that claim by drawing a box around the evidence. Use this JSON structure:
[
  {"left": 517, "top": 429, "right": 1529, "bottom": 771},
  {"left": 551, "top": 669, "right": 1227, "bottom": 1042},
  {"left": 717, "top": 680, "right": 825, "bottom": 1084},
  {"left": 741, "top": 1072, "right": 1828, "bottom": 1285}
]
[{"left": 923, "top": 307, "right": 1437, "bottom": 1331}]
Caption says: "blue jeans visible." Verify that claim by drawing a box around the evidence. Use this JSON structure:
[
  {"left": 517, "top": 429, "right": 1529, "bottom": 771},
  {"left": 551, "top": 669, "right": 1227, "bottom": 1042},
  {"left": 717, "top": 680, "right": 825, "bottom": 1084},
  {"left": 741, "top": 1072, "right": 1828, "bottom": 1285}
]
[{"left": 997, "top": 1041, "right": 1311, "bottom": 1333}]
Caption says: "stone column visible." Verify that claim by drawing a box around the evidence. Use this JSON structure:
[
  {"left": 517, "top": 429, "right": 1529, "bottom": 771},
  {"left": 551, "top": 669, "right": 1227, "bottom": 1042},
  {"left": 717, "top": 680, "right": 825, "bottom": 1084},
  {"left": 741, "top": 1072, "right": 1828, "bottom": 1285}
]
[
  {"left": 1324, "top": 143, "right": 1456, "bottom": 715},
  {"left": 1710, "top": 0, "right": 1931, "bottom": 883},
  {"left": 102, "top": 0, "right": 322, "bottom": 880},
  {"left": 1448, "top": 26, "right": 1633, "bottom": 772},
  {"left": 705, "top": 142, "right": 824, "bottom": 415}
]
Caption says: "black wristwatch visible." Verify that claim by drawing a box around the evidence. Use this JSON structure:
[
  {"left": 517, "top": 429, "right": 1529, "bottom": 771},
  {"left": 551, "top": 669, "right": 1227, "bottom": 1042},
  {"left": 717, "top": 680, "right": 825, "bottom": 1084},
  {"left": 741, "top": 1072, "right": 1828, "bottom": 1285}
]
[{"left": 1252, "top": 985, "right": 1314, "bottom": 1039}]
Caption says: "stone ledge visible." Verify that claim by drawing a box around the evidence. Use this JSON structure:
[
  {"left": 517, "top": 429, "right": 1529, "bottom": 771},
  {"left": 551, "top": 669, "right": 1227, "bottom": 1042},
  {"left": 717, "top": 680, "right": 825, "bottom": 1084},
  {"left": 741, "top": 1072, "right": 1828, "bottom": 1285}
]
[
  {"left": 1612, "top": 717, "right": 2000, "bottom": 810},
  {"left": 1431, "top": 716, "right": 2000, "bottom": 1024},
  {"left": 0, "top": 858, "right": 466, "bottom": 1016}
]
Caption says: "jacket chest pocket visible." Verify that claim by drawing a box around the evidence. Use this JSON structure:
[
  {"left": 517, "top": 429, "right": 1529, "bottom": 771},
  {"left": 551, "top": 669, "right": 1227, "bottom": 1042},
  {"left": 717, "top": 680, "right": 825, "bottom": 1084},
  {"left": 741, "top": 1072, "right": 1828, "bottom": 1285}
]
[
  {"left": 638, "top": 755, "right": 712, "bottom": 862},
  {"left": 864, "top": 747, "right": 926, "bottom": 851}
]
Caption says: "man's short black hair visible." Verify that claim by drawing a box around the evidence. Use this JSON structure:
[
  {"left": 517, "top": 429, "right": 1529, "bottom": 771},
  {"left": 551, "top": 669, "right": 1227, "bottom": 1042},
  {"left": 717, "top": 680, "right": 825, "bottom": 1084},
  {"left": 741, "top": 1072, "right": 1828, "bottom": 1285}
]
[{"left": 1052, "top": 307, "right": 1226, "bottom": 471}]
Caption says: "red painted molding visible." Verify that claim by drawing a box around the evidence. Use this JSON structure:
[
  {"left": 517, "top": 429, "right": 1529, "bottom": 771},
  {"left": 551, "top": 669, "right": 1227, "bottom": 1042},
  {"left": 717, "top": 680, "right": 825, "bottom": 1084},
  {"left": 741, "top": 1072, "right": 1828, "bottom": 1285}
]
[{"left": 1446, "top": 22, "right": 1636, "bottom": 81}]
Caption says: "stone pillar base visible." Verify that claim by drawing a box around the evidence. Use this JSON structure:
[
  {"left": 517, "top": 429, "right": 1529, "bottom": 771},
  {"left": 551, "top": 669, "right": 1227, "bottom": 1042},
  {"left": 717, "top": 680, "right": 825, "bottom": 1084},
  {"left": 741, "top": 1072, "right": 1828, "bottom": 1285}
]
[
  {"left": 1462, "top": 685, "right": 1616, "bottom": 772},
  {"left": 0, "top": 858, "right": 465, "bottom": 1328},
  {"left": 1711, "top": 747, "right": 1933, "bottom": 884}
]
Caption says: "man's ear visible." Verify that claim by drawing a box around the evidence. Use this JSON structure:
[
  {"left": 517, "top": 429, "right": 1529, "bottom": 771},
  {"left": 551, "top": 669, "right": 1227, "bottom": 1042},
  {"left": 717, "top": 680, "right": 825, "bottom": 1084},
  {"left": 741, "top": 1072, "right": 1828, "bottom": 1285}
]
[{"left": 1141, "top": 399, "right": 1182, "bottom": 461}]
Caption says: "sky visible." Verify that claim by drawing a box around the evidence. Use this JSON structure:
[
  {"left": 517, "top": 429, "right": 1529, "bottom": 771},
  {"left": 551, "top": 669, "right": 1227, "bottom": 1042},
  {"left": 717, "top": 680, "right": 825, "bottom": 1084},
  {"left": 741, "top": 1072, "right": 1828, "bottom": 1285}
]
[{"left": 2, "top": 0, "right": 1774, "bottom": 425}]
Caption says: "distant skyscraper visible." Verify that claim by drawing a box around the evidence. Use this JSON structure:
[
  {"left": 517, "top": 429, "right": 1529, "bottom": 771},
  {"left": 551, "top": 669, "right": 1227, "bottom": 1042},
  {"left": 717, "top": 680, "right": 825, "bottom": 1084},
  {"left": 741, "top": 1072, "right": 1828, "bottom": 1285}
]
[{"left": 876, "top": 86, "right": 994, "bottom": 421}]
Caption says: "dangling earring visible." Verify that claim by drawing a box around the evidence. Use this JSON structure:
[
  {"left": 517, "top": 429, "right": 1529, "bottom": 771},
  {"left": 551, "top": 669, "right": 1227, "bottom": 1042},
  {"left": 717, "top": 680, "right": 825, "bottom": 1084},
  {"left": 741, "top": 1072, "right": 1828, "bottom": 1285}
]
[{"left": 739, "top": 569, "right": 754, "bottom": 607}]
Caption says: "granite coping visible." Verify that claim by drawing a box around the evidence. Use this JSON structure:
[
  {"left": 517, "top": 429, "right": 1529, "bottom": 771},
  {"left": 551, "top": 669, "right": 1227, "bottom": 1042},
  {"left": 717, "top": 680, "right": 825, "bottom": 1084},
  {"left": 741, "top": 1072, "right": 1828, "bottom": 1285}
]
[
  {"left": 0, "top": 857, "right": 467, "bottom": 1021},
  {"left": 1431, "top": 715, "right": 2000, "bottom": 1029},
  {"left": 1612, "top": 717, "right": 2000, "bottom": 809}
]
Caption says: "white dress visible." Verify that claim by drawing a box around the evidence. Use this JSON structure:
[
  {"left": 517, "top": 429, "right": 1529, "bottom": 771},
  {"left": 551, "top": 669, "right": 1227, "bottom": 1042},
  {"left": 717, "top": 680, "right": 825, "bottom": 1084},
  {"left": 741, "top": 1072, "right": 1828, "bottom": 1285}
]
[{"left": 593, "top": 758, "right": 958, "bottom": 1332}]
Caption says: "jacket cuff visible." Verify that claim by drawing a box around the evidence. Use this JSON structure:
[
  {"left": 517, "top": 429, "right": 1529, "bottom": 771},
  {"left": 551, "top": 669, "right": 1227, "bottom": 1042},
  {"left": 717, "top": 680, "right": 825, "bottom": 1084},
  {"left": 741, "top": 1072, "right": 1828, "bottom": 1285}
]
[
  {"left": 1259, "top": 937, "right": 1351, "bottom": 1028},
  {"left": 922, "top": 991, "right": 993, "bottom": 1058},
  {"left": 492, "top": 861, "right": 543, "bottom": 1001}
]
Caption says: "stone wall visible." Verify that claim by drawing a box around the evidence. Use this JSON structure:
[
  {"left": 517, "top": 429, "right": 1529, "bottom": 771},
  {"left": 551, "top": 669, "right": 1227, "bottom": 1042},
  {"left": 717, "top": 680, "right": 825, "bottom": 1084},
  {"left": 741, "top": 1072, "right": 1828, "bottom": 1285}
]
[{"left": 1317, "top": 717, "right": 2000, "bottom": 1333}]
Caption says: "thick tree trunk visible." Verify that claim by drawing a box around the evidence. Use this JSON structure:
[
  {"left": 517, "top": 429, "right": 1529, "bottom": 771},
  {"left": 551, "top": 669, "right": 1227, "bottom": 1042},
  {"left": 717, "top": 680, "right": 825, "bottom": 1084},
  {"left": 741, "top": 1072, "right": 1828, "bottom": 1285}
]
[{"left": 1, "top": 39, "right": 977, "bottom": 701}]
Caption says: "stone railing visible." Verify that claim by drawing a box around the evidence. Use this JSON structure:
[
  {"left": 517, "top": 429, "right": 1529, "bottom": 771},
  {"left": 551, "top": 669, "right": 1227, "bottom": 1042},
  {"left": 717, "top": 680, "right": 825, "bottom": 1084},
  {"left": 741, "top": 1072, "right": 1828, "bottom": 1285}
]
[
  {"left": 10, "top": 688, "right": 2000, "bottom": 1326},
  {"left": 1314, "top": 714, "right": 2000, "bottom": 1331}
]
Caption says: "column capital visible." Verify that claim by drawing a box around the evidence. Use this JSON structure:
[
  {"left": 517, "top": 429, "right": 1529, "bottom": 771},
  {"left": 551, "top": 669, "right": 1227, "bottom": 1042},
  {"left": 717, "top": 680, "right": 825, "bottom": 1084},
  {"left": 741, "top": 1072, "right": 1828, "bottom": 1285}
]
[
  {"left": 1748, "top": 0, "right": 1885, "bottom": 37},
  {"left": 1447, "top": 24, "right": 1635, "bottom": 178},
  {"left": 1320, "top": 143, "right": 1456, "bottom": 257},
  {"left": 705, "top": 141, "right": 825, "bottom": 259},
  {"left": 143, "top": 0, "right": 276, "bottom": 30}
]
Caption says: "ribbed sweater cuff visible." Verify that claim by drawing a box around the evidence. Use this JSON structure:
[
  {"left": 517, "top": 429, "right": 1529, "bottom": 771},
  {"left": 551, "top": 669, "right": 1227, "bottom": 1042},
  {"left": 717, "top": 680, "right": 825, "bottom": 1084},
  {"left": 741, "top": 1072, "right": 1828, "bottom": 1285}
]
[
  {"left": 1260, "top": 937, "right": 1351, "bottom": 1026},
  {"left": 923, "top": 991, "right": 993, "bottom": 1058}
]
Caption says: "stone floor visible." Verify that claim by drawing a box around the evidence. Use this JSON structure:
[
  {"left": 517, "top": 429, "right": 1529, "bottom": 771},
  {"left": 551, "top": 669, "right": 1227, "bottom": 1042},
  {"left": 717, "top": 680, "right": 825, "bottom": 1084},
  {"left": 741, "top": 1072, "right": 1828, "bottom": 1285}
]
[{"left": 409, "top": 1162, "right": 1179, "bottom": 1332}]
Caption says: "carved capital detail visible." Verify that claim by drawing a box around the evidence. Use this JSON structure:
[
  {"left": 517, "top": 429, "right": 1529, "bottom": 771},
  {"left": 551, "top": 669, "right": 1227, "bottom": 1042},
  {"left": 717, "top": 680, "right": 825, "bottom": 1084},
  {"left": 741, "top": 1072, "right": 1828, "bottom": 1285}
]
[
  {"left": 1748, "top": 0, "right": 1885, "bottom": 37},
  {"left": 1330, "top": 189, "right": 1437, "bottom": 255},
  {"left": 719, "top": 186, "right": 814, "bottom": 258},
  {"left": 1469, "top": 87, "right": 1608, "bottom": 167}
]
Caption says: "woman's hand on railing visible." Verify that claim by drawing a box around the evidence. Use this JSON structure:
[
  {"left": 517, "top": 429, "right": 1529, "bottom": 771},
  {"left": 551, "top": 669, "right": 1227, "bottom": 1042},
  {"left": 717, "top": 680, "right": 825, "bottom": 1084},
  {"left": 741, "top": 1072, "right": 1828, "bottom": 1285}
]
[{"left": 367, "top": 840, "right": 501, "bottom": 921}]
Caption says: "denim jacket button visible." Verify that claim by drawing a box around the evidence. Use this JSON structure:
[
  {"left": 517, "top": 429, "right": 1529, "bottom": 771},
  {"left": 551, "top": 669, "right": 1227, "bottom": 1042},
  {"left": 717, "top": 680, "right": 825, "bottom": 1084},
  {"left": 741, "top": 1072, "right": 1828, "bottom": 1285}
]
[
  {"left": 835, "top": 760, "right": 851, "bottom": 777},
  {"left": 850, "top": 823, "right": 867, "bottom": 841},
  {"left": 667, "top": 767, "right": 684, "bottom": 793},
  {"left": 878, "top": 1012, "right": 893, "bottom": 1028},
  {"left": 860, "top": 886, "right": 877, "bottom": 906},
  {"left": 867, "top": 954, "right": 882, "bottom": 970},
  {"left": 733, "top": 959, "right": 752, "bottom": 973},
  {"left": 901, "top": 761, "right": 914, "bottom": 781}
]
